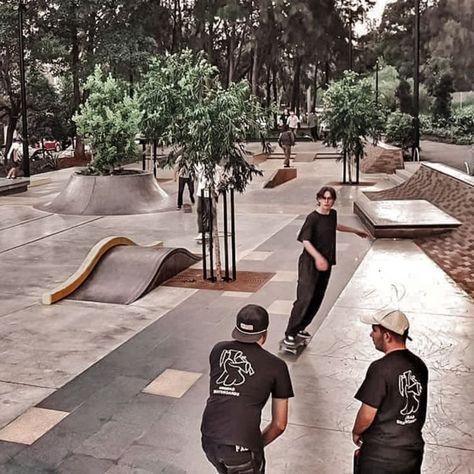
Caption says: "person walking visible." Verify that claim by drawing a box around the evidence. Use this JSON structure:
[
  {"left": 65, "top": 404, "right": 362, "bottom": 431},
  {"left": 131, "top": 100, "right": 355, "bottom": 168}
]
[
  {"left": 286, "top": 111, "right": 300, "bottom": 135},
  {"left": 307, "top": 110, "right": 318, "bottom": 141},
  {"left": 6, "top": 139, "right": 22, "bottom": 179},
  {"left": 175, "top": 155, "right": 195, "bottom": 210},
  {"left": 283, "top": 186, "right": 369, "bottom": 346},
  {"left": 352, "top": 309, "right": 428, "bottom": 474},
  {"left": 278, "top": 125, "right": 295, "bottom": 167},
  {"left": 201, "top": 304, "right": 294, "bottom": 474}
]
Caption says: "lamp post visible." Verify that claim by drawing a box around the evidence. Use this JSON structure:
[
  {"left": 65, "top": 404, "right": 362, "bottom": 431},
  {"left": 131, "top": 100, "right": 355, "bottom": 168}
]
[
  {"left": 18, "top": 0, "right": 29, "bottom": 177},
  {"left": 375, "top": 58, "right": 379, "bottom": 106},
  {"left": 412, "top": 0, "right": 420, "bottom": 160}
]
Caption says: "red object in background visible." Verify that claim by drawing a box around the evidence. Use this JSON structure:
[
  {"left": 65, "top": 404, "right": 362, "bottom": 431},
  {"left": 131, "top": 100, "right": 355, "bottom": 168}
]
[{"left": 35, "top": 140, "right": 61, "bottom": 152}]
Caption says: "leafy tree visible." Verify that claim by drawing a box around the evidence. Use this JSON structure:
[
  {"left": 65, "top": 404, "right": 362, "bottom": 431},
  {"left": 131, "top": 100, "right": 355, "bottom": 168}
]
[
  {"left": 74, "top": 66, "right": 142, "bottom": 175},
  {"left": 395, "top": 78, "right": 412, "bottom": 114},
  {"left": 323, "top": 71, "right": 385, "bottom": 183},
  {"left": 385, "top": 112, "right": 415, "bottom": 151},
  {"left": 423, "top": 56, "right": 454, "bottom": 122},
  {"left": 139, "top": 50, "right": 264, "bottom": 280}
]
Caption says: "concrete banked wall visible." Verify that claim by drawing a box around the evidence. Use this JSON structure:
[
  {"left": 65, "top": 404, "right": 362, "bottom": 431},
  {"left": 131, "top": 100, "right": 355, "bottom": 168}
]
[{"left": 365, "top": 163, "right": 474, "bottom": 298}]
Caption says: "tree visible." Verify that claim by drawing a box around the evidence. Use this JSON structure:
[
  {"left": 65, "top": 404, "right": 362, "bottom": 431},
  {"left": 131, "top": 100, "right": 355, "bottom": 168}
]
[
  {"left": 395, "top": 78, "right": 412, "bottom": 114},
  {"left": 74, "top": 66, "right": 142, "bottom": 175},
  {"left": 139, "top": 50, "right": 263, "bottom": 280},
  {"left": 423, "top": 56, "right": 454, "bottom": 122},
  {"left": 323, "top": 71, "right": 385, "bottom": 183}
]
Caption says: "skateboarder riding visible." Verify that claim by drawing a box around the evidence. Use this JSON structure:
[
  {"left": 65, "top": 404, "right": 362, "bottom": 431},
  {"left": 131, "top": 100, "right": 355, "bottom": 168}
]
[{"left": 283, "top": 186, "right": 369, "bottom": 347}]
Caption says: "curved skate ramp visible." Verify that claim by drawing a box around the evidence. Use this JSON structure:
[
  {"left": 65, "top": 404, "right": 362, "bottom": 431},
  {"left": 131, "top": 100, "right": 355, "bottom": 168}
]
[{"left": 43, "top": 237, "right": 200, "bottom": 305}]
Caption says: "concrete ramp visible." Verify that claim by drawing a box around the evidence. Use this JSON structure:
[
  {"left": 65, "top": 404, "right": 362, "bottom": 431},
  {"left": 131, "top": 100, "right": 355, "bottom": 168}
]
[
  {"left": 42, "top": 237, "right": 200, "bottom": 305},
  {"left": 69, "top": 246, "right": 200, "bottom": 304}
]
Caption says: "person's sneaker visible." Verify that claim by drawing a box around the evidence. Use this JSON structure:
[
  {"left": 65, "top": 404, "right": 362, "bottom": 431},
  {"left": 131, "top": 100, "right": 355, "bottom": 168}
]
[
  {"left": 297, "top": 330, "right": 311, "bottom": 340},
  {"left": 283, "top": 335, "right": 296, "bottom": 346},
  {"left": 176, "top": 206, "right": 182, "bottom": 210}
]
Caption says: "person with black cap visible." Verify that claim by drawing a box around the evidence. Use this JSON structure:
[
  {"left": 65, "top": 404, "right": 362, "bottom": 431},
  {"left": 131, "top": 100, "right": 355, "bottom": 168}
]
[
  {"left": 352, "top": 309, "right": 428, "bottom": 474},
  {"left": 201, "top": 304, "right": 294, "bottom": 474}
]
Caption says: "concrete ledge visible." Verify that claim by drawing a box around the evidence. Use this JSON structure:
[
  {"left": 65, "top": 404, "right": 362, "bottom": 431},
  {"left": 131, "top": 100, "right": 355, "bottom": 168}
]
[
  {"left": 0, "top": 177, "right": 30, "bottom": 196},
  {"left": 263, "top": 168, "right": 297, "bottom": 189},
  {"left": 354, "top": 195, "right": 461, "bottom": 238}
]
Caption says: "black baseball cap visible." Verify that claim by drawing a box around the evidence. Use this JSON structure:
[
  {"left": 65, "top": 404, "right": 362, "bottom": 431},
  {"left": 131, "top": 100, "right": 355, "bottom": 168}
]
[{"left": 232, "top": 304, "right": 269, "bottom": 343}]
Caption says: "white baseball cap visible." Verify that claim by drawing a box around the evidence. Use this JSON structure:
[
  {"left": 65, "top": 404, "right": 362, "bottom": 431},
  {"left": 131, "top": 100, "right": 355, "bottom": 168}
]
[{"left": 361, "top": 309, "right": 411, "bottom": 340}]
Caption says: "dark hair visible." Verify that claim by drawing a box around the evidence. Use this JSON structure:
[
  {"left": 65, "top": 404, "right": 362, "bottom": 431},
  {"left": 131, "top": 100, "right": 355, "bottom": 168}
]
[
  {"left": 316, "top": 186, "right": 337, "bottom": 202},
  {"left": 378, "top": 325, "right": 408, "bottom": 343}
]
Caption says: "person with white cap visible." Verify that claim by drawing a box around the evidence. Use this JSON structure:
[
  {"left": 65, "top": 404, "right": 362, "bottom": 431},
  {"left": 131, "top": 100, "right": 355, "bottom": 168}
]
[
  {"left": 352, "top": 309, "right": 428, "bottom": 474},
  {"left": 201, "top": 304, "right": 294, "bottom": 473}
]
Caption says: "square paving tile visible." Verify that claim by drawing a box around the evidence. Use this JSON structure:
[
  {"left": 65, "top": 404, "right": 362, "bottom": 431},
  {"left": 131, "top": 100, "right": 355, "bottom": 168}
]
[
  {"left": 242, "top": 251, "right": 272, "bottom": 261},
  {"left": 221, "top": 291, "right": 252, "bottom": 298},
  {"left": 268, "top": 299, "right": 293, "bottom": 315},
  {"left": 0, "top": 407, "right": 68, "bottom": 445},
  {"left": 142, "top": 369, "right": 202, "bottom": 398},
  {"left": 271, "top": 271, "right": 297, "bottom": 282}
]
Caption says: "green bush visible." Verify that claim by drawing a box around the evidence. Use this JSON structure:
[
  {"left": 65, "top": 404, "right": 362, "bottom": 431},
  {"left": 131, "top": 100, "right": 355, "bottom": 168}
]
[
  {"left": 452, "top": 106, "right": 474, "bottom": 135},
  {"left": 74, "top": 66, "right": 142, "bottom": 175},
  {"left": 385, "top": 112, "right": 414, "bottom": 149}
]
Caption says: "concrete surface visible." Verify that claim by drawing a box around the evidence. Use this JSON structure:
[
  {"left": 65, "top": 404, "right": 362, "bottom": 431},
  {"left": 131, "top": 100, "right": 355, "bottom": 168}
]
[{"left": 0, "top": 143, "right": 472, "bottom": 473}]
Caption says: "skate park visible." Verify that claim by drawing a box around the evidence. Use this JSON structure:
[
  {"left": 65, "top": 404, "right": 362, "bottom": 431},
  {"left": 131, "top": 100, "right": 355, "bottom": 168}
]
[{"left": 0, "top": 140, "right": 473, "bottom": 473}]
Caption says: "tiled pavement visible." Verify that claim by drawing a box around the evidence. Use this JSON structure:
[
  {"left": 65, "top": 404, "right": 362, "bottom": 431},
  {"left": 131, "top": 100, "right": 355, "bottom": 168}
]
[{"left": 0, "top": 144, "right": 473, "bottom": 473}]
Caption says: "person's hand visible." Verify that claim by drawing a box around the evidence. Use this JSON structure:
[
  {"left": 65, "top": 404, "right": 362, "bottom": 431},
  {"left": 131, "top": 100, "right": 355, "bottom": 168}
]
[
  {"left": 315, "top": 256, "right": 329, "bottom": 271},
  {"left": 356, "top": 229, "right": 370, "bottom": 239},
  {"left": 352, "top": 433, "right": 362, "bottom": 447}
]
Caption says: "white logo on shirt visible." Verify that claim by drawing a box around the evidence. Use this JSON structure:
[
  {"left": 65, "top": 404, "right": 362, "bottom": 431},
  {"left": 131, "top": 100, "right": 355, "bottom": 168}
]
[
  {"left": 397, "top": 370, "right": 422, "bottom": 425},
  {"left": 216, "top": 349, "right": 255, "bottom": 388}
]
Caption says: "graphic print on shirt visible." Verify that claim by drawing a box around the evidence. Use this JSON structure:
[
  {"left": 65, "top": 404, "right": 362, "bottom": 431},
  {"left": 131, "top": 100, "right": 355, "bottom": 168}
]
[
  {"left": 397, "top": 370, "right": 422, "bottom": 424},
  {"left": 214, "top": 350, "right": 255, "bottom": 397}
]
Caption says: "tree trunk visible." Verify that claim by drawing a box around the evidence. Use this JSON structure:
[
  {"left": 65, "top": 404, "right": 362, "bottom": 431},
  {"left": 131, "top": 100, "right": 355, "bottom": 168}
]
[
  {"left": 290, "top": 57, "right": 302, "bottom": 112},
  {"left": 313, "top": 63, "right": 319, "bottom": 109},
  {"left": 265, "top": 66, "right": 271, "bottom": 108},
  {"left": 227, "top": 23, "right": 236, "bottom": 86},
  {"left": 71, "top": 20, "right": 85, "bottom": 160},
  {"left": 251, "top": 41, "right": 259, "bottom": 96}
]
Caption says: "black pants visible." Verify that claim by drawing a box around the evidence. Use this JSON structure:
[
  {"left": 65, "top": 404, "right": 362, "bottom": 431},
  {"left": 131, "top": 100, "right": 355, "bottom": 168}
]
[
  {"left": 285, "top": 254, "right": 332, "bottom": 337},
  {"left": 202, "top": 438, "right": 265, "bottom": 474},
  {"left": 177, "top": 177, "right": 195, "bottom": 207},
  {"left": 356, "top": 445, "right": 423, "bottom": 474},
  {"left": 310, "top": 126, "right": 318, "bottom": 141}
]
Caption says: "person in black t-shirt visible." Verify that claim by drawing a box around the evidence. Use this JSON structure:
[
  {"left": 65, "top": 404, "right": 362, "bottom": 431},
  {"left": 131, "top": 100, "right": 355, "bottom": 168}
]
[
  {"left": 201, "top": 304, "right": 294, "bottom": 474},
  {"left": 352, "top": 309, "right": 428, "bottom": 474},
  {"left": 283, "top": 186, "right": 369, "bottom": 346}
]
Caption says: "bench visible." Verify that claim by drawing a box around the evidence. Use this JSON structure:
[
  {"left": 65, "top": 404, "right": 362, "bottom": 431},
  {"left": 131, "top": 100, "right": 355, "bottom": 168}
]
[{"left": 0, "top": 177, "right": 30, "bottom": 196}]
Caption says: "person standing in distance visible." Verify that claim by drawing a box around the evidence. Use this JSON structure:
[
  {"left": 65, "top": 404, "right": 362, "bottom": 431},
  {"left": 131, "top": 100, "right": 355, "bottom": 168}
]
[
  {"left": 283, "top": 186, "right": 369, "bottom": 346},
  {"left": 286, "top": 110, "right": 300, "bottom": 136},
  {"left": 352, "top": 309, "right": 428, "bottom": 474},
  {"left": 278, "top": 125, "right": 295, "bottom": 168},
  {"left": 201, "top": 304, "right": 294, "bottom": 474}
]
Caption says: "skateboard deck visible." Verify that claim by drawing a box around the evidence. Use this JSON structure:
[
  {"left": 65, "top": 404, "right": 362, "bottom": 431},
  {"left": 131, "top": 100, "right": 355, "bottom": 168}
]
[{"left": 279, "top": 336, "right": 311, "bottom": 355}]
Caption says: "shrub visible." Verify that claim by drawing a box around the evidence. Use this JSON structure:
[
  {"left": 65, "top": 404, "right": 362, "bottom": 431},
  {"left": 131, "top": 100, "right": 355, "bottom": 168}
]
[
  {"left": 74, "top": 66, "right": 142, "bottom": 175},
  {"left": 452, "top": 106, "right": 474, "bottom": 135},
  {"left": 385, "top": 112, "right": 414, "bottom": 149}
]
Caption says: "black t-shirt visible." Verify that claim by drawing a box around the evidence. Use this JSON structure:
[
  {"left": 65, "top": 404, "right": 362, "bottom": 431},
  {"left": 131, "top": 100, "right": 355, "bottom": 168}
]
[
  {"left": 355, "top": 349, "right": 428, "bottom": 451},
  {"left": 297, "top": 209, "right": 337, "bottom": 265},
  {"left": 201, "top": 340, "right": 294, "bottom": 450}
]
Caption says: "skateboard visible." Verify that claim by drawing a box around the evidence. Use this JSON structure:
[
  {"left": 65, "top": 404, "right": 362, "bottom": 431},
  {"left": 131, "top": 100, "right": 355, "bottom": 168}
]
[{"left": 279, "top": 335, "right": 311, "bottom": 355}]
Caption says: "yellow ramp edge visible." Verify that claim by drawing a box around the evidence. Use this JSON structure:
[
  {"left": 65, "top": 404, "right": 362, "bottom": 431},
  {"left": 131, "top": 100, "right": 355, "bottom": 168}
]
[{"left": 42, "top": 236, "right": 163, "bottom": 305}]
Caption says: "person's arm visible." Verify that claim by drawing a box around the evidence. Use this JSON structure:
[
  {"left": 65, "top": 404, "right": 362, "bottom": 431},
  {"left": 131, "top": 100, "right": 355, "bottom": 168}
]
[
  {"left": 302, "top": 240, "right": 329, "bottom": 271},
  {"left": 352, "top": 403, "right": 377, "bottom": 446},
  {"left": 336, "top": 223, "right": 370, "bottom": 239},
  {"left": 261, "top": 398, "right": 288, "bottom": 446}
]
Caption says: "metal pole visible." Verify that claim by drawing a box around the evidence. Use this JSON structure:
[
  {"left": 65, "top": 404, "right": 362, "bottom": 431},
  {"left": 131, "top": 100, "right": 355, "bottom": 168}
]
[
  {"left": 356, "top": 152, "right": 360, "bottom": 184},
  {"left": 208, "top": 190, "right": 215, "bottom": 281},
  {"left": 348, "top": 11, "right": 353, "bottom": 71},
  {"left": 152, "top": 140, "right": 157, "bottom": 178},
  {"left": 223, "top": 190, "right": 229, "bottom": 281},
  {"left": 412, "top": 0, "right": 420, "bottom": 160},
  {"left": 201, "top": 190, "right": 207, "bottom": 280},
  {"left": 141, "top": 141, "right": 146, "bottom": 171},
  {"left": 343, "top": 150, "right": 347, "bottom": 184},
  {"left": 18, "top": 0, "right": 29, "bottom": 177},
  {"left": 375, "top": 59, "right": 379, "bottom": 105},
  {"left": 230, "top": 188, "right": 236, "bottom": 281}
]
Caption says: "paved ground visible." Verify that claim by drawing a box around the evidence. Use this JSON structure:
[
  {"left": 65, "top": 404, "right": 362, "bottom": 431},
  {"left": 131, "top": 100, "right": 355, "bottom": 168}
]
[
  {"left": 0, "top": 143, "right": 473, "bottom": 473},
  {"left": 420, "top": 139, "right": 473, "bottom": 172}
]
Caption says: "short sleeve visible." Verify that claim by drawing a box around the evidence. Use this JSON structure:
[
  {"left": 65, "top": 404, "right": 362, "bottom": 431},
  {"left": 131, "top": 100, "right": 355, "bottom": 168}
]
[
  {"left": 297, "top": 213, "right": 316, "bottom": 243},
  {"left": 272, "top": 361, "right": 294, "bottom": 399},
  {"left": 354, "top": 362, "right": 386, "bottom": 409}
]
